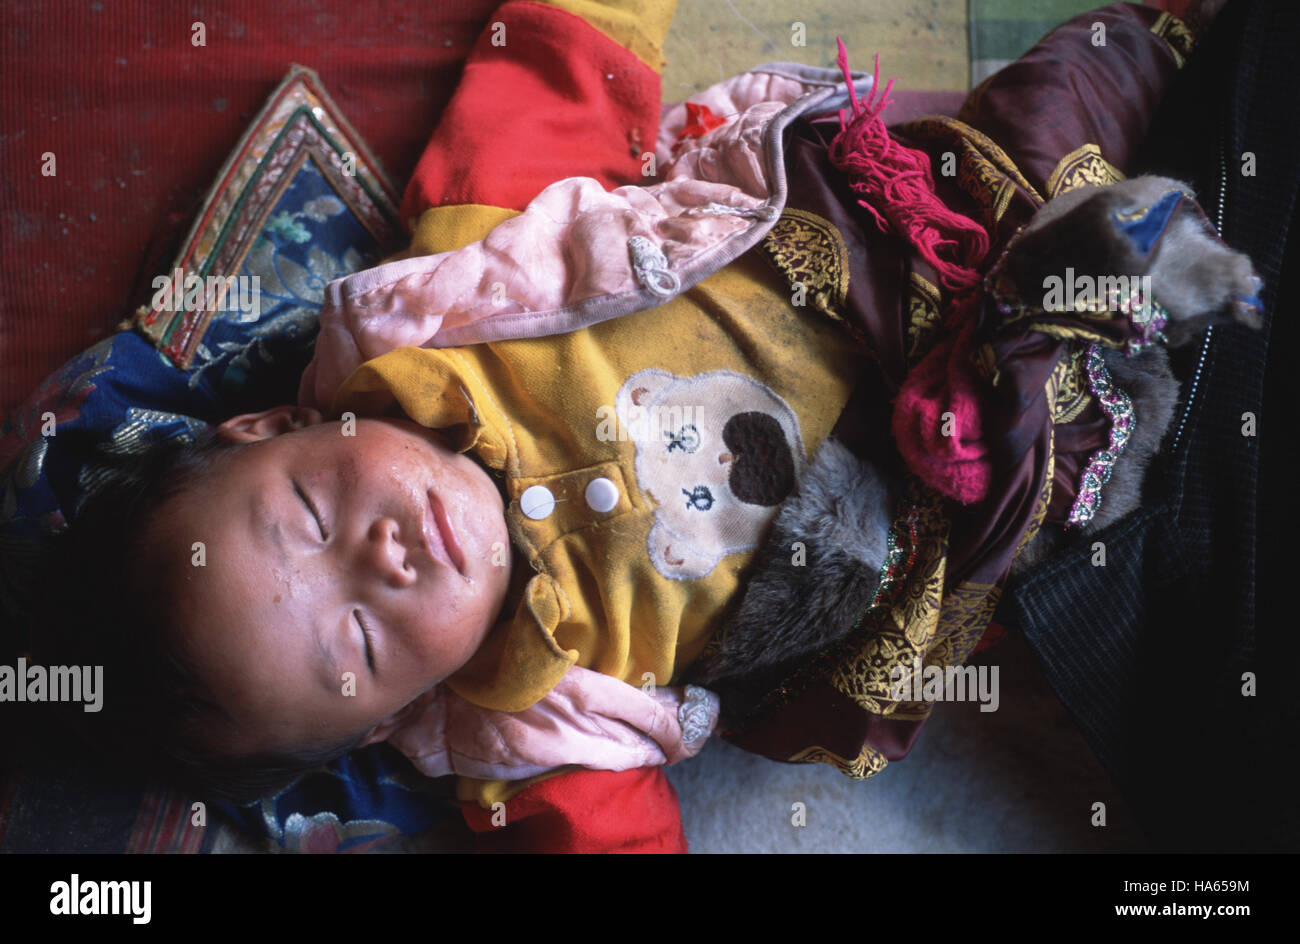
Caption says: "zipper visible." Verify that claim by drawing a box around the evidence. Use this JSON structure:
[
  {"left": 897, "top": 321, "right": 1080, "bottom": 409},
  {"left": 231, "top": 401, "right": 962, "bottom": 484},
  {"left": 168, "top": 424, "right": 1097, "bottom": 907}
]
[{"left": 1167, "top": 134, "right": 1228, "bottom": 456}]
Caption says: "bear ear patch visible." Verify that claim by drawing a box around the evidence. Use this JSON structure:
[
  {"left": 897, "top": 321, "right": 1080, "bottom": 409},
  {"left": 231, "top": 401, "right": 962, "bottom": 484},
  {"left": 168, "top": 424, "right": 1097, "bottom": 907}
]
[
  {"left": 615, "top": 367, "right": 676, "bottom": 422},
  {"left": 723, "top": 411, "right": 796, "bottom": 507}
]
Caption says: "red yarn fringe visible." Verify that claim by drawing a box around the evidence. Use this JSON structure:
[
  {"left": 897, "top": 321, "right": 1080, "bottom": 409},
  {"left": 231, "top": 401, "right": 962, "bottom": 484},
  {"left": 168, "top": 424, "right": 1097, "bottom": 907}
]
[
  {"left": 826, "top": 38, "right": 988, "bottom": 295},
  {"left": 827, "top": 39, "right": 994, "bottom": 504}
]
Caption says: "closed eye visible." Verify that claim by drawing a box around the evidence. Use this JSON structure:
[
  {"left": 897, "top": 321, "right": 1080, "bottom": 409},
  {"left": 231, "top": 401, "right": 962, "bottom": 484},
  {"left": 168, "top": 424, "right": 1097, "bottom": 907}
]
[
  {"left": 293, "top": 480, "right": 329, "bottom": 540},
  {"left": 354, "top": 610, "right": 376, "bottom": 674}
]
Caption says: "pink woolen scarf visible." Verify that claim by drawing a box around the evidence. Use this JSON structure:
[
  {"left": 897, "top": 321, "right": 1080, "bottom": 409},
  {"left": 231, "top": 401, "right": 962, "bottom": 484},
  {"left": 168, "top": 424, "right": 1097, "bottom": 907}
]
[{"left": 827, "top": 40, "right": 993, "bottom": 503}]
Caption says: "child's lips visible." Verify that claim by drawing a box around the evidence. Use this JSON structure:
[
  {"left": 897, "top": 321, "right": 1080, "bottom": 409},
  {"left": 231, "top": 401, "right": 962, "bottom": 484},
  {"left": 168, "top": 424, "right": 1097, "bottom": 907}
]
[{"left": 422, "top": 490, "right": 466, "bottom": 575}]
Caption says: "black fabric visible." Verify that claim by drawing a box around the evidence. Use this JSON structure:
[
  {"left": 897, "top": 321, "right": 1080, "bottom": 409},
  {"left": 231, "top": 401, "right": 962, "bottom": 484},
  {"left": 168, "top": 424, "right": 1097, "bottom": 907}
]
[{"left": 1002, "top": 0, "right": 1299, "bottom": 852}]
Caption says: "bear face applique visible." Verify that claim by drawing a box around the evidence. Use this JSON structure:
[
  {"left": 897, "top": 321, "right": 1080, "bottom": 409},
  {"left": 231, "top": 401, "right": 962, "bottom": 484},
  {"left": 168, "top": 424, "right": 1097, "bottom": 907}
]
[{"left": 613, "top": 368, "right": 808, "bottom": 580}]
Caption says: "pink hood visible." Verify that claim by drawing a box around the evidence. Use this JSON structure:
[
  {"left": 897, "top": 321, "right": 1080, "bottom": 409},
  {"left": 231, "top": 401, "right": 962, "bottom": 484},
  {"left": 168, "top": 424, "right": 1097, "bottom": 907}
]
[{"left": 298, "top": 62, "right": 874, "bottom": 409}]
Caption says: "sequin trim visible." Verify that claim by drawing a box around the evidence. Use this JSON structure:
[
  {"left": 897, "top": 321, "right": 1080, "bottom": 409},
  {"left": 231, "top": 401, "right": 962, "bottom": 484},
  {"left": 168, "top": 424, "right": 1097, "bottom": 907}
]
[
  {"left": 1066, "top": 343, "right": 1135, "bottom": 527},
  {"left": 1123, "top": 293, "right": 1169, "bottom": 355},
  {"left": 864, "top": 503, "right": 921, "bottom": 617}
]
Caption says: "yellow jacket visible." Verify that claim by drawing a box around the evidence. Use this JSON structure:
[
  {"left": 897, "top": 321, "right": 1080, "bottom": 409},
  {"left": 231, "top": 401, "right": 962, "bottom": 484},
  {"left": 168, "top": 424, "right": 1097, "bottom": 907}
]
[{"left": 335, "top": 247, "right": 864, "bottom": 711}]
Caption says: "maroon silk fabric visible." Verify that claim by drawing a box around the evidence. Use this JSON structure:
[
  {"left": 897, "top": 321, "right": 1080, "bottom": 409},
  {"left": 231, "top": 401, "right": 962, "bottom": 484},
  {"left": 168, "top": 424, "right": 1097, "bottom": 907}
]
[{"left": 725, "top": 3, "right": 1189, "bottom": 767}]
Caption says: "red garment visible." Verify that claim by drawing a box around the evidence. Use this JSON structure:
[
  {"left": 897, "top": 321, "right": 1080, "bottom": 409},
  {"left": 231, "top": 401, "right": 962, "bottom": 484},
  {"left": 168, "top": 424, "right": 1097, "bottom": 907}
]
[
  {"left": 399, "top": 0, "right": 661, "bottom": 220},
  {"left": 460, "top": 767, "right": 689, "bottom": 854}
]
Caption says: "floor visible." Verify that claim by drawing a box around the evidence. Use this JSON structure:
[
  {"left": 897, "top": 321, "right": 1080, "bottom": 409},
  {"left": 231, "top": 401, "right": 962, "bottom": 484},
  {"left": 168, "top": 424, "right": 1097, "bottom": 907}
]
[{"left": 667, "top": 629, "right": 1148, "bottom": 853}]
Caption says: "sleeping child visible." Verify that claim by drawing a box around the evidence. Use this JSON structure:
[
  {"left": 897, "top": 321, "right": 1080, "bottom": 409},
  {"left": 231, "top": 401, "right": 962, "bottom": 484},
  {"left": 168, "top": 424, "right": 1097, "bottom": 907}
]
[{"left": 35, "top": 0, "right": 1258, "bottom": 852}]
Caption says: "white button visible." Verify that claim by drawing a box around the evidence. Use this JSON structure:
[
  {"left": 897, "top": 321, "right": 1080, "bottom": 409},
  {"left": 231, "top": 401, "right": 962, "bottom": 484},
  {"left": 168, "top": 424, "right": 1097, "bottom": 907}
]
[
  {"left": 585, "top": 477, "right": 620, "bottom": 513},
  {"left": 520, "top": 485, "right": 556, "bottom": 520}
]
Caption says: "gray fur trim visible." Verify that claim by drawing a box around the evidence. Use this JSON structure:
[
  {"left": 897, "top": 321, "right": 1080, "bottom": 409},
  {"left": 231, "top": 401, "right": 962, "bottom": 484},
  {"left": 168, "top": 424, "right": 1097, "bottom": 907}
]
[
  {"left": 699, "top": 437, "right": 898, "bottom": 684},
  {"left": 1010, "top": 345, "right": 1182, "bottom": 576},
  {"left": 1002, "top": 175, "right": 1262, "bottom": 577}
]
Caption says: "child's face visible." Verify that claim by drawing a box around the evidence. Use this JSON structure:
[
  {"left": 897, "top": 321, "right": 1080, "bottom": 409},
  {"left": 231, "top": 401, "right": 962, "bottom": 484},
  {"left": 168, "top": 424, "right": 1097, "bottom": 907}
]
[{"left": 161, "top": 406, "right": 513, "bottom": 755}]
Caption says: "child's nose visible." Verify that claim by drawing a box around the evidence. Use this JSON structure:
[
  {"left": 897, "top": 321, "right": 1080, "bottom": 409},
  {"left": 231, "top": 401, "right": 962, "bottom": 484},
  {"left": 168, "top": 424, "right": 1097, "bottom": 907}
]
[{"left": 363, "top": 517, "right": 417, "bottom": 588}]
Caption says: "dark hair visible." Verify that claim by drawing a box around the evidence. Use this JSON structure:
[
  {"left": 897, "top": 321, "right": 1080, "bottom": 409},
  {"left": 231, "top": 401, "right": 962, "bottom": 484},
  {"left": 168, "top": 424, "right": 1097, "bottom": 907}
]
[{"left": 30, "top": 428, "right": 367, "bottom": 806}]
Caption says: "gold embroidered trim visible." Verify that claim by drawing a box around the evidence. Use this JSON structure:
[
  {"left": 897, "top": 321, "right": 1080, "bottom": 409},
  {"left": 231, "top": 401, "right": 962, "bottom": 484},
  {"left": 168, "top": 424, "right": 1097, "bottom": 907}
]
[
  {"left": 787, "top": 744, "right": 889, "bottom": 780},
  {"left": 1049, "top": 344, "right": 1093, "bottom": 424},
  {"left": 906, "top": 272, "right": 943, "bottom": 366},
  {"left": 761, "top": 207, "right": 850, "bottom": 323},
  {"left": 819, "top": 475, "right": 1002, "bottom": 724},
  {"left": 1151, "top": 11, "right": 1195, "bottom": 69},
  {"left": 1016, "top": 423, "right": 1056, "bottom": 558},
  {"left": 1022, "top": 321, "right": 1110, "bottom": 347},
  {"left": 1046, "top": 143, "right": 1125, "bottom": 198},
  {"left": 897, "top": 115, "right": 1044, "bottom": 223},
  {"left": 972, "top": 341, "right": 1000, "bottom": 386}
]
